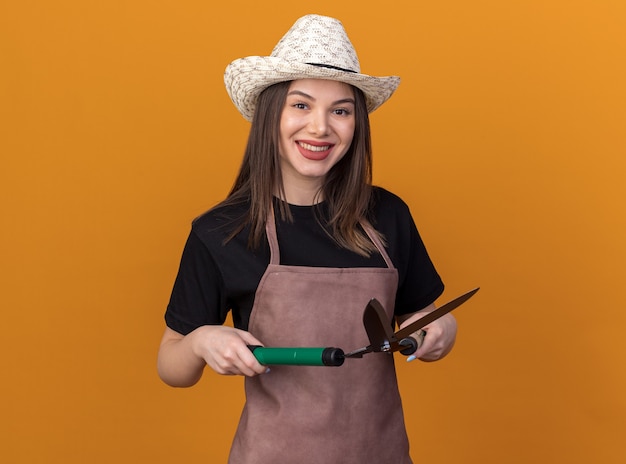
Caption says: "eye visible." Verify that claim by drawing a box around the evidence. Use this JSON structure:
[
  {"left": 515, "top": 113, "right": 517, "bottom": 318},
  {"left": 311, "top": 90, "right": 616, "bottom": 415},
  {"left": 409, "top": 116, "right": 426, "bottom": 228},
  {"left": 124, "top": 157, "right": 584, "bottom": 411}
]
[
  {"left": 293, "top": 102, "right": 308, "bottom": 110},
  {"left": 333, "top": 108, "right": 352, "bottom": 116}
]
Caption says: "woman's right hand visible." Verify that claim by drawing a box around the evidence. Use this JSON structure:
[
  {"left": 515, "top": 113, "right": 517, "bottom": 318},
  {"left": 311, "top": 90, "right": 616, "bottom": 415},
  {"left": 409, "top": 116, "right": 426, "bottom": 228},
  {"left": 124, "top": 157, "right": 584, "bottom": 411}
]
[
  {"left": 190, "top": 325, "right": 268, "bottom": 376},
  {"left": 157, "top": 325, "right": 268, "bottom": 387}
]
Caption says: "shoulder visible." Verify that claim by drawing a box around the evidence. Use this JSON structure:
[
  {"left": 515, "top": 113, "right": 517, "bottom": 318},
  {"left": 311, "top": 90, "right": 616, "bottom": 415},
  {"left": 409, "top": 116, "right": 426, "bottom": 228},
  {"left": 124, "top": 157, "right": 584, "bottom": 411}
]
[
  {"left": 369, "top": 186, "right": 423, "bottom": 248},
  {"left": 372, "top": 186, "right": 410, "bottom": 207},
  {"left": 191, "top": 200, "right": 250, "bottom": 242},
  {"left": 370, "top": 186, "right": 413, "bottom": 222}
]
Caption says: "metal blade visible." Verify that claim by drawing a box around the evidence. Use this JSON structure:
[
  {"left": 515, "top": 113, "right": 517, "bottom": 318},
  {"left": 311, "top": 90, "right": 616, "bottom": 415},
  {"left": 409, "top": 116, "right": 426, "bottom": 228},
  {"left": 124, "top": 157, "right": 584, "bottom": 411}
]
[
  {"left": 362, "top": 298, "right": 395, "bottom": 351},
  {"left": 343, "top": 298, "right": 395, "bottom": 358},
  {"left": 394, "top": 287, "right": 480, "bottom": 340},
  {"left": 342, "top": 346, "right": 370, "bottom": 358}
]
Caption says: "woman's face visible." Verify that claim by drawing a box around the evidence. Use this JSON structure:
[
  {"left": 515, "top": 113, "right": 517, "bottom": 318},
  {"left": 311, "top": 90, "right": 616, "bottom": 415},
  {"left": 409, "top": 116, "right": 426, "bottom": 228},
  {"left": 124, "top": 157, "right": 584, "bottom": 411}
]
[{"left": 278, "top": 79, "right": 356, "bottom": 203}]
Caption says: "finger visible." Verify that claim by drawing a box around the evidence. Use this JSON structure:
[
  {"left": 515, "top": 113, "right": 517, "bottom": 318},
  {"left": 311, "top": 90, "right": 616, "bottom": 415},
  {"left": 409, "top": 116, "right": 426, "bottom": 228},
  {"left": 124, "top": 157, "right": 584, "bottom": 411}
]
[
  {"left": 206, "top": 329, "right": 269, "bottom": 376},
  {"left": 235, "top": 331, "right": 270, "bottom": 375},
  {"left": 413, "top": 327, "right": 444, "bottom": 361},
  {"left": 205, "top": 343, "right": 253, "bottom": 376},
  {"left": 239, "top": 347, "right": 270, "bottom": 376}
]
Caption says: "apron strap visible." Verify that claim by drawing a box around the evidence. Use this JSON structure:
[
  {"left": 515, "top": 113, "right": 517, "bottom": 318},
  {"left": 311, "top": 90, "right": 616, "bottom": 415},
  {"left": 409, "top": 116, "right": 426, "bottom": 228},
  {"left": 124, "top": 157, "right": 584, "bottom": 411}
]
[
  {"left": 362, "top": 223, "right": 395, "bottom": 269},
  {"left": 265, "top": 203, "right": 281, "bottom": 265}
]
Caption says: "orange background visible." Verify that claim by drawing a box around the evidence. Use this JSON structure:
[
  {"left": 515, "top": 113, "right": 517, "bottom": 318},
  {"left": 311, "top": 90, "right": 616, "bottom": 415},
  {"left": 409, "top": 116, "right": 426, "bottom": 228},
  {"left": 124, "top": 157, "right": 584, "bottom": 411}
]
[{"left": 2, "top": 1, "right": 625, "bottom": 462}]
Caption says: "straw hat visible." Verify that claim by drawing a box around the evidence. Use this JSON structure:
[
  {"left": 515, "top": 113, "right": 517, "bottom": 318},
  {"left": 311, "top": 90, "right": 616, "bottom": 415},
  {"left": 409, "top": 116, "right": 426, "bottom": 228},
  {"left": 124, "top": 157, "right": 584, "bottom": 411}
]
[{"left": 224, "top": 14, "right": 401, "bottom": 121}]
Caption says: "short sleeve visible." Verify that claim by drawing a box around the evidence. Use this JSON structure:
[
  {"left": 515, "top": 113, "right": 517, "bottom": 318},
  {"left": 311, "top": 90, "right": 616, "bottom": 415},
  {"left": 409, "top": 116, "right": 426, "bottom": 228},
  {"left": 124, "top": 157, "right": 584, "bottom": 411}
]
[
  {"left": 371, "top": 187, "right": 444, "bottom": 316},
  {"left": 164, "top": 230, "right": 228, "bottom": 335},
  {"left": 394, "top": 211, "right": 445, "bottom": 315}
]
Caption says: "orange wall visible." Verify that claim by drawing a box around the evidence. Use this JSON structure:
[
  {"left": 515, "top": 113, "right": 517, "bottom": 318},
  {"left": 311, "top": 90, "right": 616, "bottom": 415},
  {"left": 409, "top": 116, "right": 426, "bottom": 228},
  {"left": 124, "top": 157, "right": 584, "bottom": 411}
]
[{"left": 2, "top": 1, "right": 625, "bottom": 462}]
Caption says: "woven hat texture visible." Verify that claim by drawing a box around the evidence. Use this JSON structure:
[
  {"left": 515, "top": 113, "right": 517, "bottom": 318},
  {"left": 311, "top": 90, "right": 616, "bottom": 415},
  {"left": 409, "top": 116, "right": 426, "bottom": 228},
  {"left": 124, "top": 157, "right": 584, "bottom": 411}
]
[{"left": 224, "top": 14, "right": 401, "bottom": 121}]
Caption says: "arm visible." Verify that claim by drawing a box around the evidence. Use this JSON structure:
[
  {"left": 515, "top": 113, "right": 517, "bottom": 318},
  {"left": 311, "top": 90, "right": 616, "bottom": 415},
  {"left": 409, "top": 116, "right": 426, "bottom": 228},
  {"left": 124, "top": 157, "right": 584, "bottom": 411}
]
[
  {"left": 396, "top": 303, "right": 457, "bottom": 362},
  {"left": 157, "top": 325, "right": 268, "bottom": 387}
]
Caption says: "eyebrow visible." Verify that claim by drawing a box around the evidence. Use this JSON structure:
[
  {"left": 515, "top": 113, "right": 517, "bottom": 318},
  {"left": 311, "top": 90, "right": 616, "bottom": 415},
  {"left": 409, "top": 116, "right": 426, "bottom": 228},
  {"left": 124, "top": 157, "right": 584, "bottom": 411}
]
[{"left": 287, "top": 90, "right": 355, "bottom": 106}]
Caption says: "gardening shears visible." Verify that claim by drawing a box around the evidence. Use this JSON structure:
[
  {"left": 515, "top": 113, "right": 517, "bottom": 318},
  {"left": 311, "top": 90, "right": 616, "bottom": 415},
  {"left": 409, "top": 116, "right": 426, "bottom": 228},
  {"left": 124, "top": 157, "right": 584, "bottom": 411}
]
[
  {"left": 249, "top": 287, "right": 479, "bottom": 366},
  {"left": 343, "top": 287, "right": 480, "bottom": 359}
]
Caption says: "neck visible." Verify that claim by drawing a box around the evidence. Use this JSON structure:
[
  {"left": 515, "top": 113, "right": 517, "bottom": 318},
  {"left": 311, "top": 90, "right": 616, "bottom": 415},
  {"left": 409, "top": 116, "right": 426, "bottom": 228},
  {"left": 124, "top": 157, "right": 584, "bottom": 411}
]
[{"left": 279, "top": 180, "right": 324, "bottom": 206}]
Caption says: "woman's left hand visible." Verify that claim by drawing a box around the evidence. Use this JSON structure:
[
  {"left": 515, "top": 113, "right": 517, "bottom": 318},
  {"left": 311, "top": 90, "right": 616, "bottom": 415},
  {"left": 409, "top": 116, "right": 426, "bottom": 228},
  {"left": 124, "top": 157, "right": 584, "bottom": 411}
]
[{"left": 397, "top": 304, "right": 457, "bottom": 362}]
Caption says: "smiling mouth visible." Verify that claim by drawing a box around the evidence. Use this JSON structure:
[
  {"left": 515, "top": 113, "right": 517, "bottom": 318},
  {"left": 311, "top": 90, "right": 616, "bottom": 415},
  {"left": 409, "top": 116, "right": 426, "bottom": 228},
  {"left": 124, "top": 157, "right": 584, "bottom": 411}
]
[{"left": 298, "top": 141, "right": 333, "bottom": 152}]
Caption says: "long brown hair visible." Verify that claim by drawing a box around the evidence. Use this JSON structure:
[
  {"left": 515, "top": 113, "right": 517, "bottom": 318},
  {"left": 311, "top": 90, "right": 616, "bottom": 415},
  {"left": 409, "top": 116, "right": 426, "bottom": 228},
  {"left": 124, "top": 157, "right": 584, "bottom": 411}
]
[{"left": 219, "top": 80, "right": 382, "bottom": 256}]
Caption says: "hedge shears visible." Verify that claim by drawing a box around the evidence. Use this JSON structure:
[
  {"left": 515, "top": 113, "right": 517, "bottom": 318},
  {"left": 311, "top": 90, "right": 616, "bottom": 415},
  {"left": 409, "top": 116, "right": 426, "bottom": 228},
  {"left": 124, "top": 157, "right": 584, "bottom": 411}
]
[
  {"left": 343, "top": 287, "right": 480, "bottom": 359},
  {"left": 249, "top": 287, "right": 479, "bottom": 366}
]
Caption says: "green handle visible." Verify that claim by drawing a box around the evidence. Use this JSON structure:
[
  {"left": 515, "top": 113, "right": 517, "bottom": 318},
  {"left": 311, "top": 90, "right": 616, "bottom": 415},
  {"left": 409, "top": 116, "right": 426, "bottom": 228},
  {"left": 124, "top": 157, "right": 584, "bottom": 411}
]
[{"left": 248, "top": 346, "right": 344, "bottom": 367}]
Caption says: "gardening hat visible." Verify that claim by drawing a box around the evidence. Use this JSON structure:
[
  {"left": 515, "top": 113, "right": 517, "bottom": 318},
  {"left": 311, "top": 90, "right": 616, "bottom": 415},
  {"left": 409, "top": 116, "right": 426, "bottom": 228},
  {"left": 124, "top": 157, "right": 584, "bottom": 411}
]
[{"left": 224, "top": 14, "right": 401, "bottom": 121}]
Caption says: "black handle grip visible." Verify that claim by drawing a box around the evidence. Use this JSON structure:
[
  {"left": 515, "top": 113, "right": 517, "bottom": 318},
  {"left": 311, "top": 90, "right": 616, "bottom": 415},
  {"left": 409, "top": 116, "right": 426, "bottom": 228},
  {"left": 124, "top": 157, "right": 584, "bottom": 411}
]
[
  {"left": 399, "top": 337, "right": 418, "bottom": 355},
  {"left": 399, "top": 330, "right": 426, "bottom": 356}
]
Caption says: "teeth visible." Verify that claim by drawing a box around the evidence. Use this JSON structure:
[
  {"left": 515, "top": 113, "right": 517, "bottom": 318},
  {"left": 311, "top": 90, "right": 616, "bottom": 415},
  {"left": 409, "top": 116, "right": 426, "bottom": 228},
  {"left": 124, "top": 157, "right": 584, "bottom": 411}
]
[{"left": 299, "top": 142, "right": 331, "bottom": 152}]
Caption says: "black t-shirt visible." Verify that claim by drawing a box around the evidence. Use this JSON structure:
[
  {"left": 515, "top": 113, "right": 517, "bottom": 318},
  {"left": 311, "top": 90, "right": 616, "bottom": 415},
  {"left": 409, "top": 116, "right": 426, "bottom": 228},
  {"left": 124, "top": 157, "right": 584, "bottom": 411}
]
[{"left": 165, "top": 187, "right": 444, "bottom": 334}]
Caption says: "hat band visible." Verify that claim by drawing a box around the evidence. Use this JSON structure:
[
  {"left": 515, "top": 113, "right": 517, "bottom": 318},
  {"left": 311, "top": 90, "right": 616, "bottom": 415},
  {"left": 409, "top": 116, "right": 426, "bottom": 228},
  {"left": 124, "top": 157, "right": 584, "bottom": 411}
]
[{"left": 306, "top": 62, "right": 357, "bottom": 73}]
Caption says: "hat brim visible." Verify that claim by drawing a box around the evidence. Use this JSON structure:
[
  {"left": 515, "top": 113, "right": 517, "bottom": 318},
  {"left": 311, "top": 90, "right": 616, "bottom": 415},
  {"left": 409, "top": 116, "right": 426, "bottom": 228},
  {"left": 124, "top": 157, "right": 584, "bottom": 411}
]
[{"left": 224, "top": 56, "right": 401, "bottom": 121}]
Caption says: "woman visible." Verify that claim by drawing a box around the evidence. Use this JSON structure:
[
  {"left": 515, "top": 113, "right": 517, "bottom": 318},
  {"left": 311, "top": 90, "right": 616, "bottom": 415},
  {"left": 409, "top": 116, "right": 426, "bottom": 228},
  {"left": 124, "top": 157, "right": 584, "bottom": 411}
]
[{"left": 158, "top": 14, "right": 457, "bottom": 463}]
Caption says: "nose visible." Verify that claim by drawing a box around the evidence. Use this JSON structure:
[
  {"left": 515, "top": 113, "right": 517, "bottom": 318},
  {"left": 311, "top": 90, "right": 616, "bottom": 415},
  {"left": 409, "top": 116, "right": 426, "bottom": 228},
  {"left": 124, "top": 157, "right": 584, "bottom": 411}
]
[{"left": 307, "top": 109, "right": 330, "bottom": 136}]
